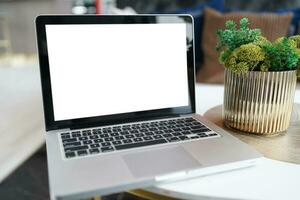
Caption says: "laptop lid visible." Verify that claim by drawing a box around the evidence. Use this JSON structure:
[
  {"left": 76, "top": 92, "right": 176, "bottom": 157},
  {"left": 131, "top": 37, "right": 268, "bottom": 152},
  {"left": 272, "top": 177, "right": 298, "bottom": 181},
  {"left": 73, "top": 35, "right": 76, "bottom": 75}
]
[{"left": 35, "top": 15, "right": 195, "bottom": 131}]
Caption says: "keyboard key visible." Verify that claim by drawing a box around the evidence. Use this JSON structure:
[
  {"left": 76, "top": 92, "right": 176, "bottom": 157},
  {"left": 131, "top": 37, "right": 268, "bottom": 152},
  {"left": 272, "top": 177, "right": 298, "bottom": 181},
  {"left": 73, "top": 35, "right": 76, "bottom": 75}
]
[
  {"left": 191, "top": 128, "right": 211, "bottom": 133},
  {"left": 63, "top": 142, "right": 81, "bottom": 148},
  {"left": 192, "top": 122, "right": 202, "bottom": 126},
  {"left": 82, "top": 130, "right": 91, "bottom": 134},
  {"left": 89, "top": 135, "right": 99, "bottom": 139},
  {"left": 78, "top": 137, "right": 88, "bottom": 141},
  {"left": 71, "top": 133, "right": 81, "bottom": 137},
  {"left": 172, "top": 132, "right": 183, "bottom": 136},
  {"left": 123, "top": 139, "right": 133, "bottom": 144},
  {"left": 112, "top": 140, "right": 122, "bottom": 145},
  {"left": 120, "top": 131, "right": 130, "bottom": 135},
  {"left": 153, "top": 135, "right": 163, "bottom": 139},
  {"left": 129, "top": 130, "right": 139, "bottom": 134},
  {"left": 173, "top": 128, "right": 182, "bottom": 132},
  {"left": 113, "top": 128, "right": 121, "bottom": 132},
  {"left": 90, "top": 144, "right": 100, "bottom": 148},
  {"left": 65, "top": 152, "right": 75, "bottom": 158},
  {"left": 104, "top": 137, "right": 114, "bottom": 142},
  {"left": 101, "top": 146, "right": 114, "bottom": 152},
  {"left": 182, "top": 131, "right": 191, "bottom": 135},
  {"left": 143, "top": 136, "right": 153, "bottom": 141},
  {"left": 149, "top": 127, "right": 158, "bottom": 131},
  {"left": 101, "top": 142, "right": 111, "bottom": 147},
  {"left": 92, "top": 129, "right": 99, "bottom": 133},
  {"left": 77, "top": 150, "right": 88, "bottom": 156},
  {"left": 145, "top": 132, "right": 154, "bottom": 136},
  {"left": 163, "top": 129, "right": 173, "bottom": 133},
  {"left": 199, "top": 135, "right": 208, "bottom": 138},
  {"left": 179, "top": 136, "right": 189, "bottom": 140},
  {"left": 94, "top": 139, "right": 103, "bottom": 143},
  {"left": 162, "top": 133, "right": 172, "bottom": 138},
  {"left": 184, "top": 122, "right": 193, "bottom": 126},
  {"left": 61, "top": 132, "right": 70, "bottom": 136},
  {"left": 61, "top": 135, "right": 71, "bottom": 139},
  {"left": 125, "top": 135, "right": 134, "bottom": 139},
  {"left": 209, "top": 133, "right": 218, "bottom": 136},
  {"left": 191, "top": 125, "right": 204, "bottom": 130},
  {"left": 99, "top": 133, "right": 109, "bottom": 138},
  {"left": 65, "top": 145, "right": 89, "bottom": 152},
  {"left": 83, "top": 140, "right": 93, "bottom": 145},
  {"left": 166, "top": 137, "right": 180, "bottom": 142},
  {"left": 184, "top": 118, "right": 195, "bottom": 122},
  {"left": 191, "top": 136, "right": 200, "bottom": 139},
  {"left": 89, "top": 148, "right": 100, "bottom": 154},
  {"left": 115, "top": 139, "right": 167, "bottom": 150},
  {"left": 111, "top": 129, "right": 118, "bottom": 133},
  {"left": 115, "top": 136, "right": 124, "bottom": 140},
  {"left": 134, "top": 133, "right": 144, "bottom": 138},
  {"left": 82, "top": 132, "right": 92, "bottom": 136},
  {"left": 133, "top": 138, "right": 143, "bottom": 142},
  {"left": 154, "top": 130, "right": 163, "bottom": 135},
  {"left": 95, "top": 131, "right": 103, "bottom": 135},
  {"left": 111, "top": 132, "right": 119, "bottom": 137},
  {"left": 166, "top": 125, "right": 176, "bottom": 129},
  {"left": 102, "top": 128, "right": 112, "bottom": 133},
  {"left": 62, "top": 138, "right": 77, "bottom": 143},
  {"left": 103, "top": 127, "right": 111, "bottom": 131}
]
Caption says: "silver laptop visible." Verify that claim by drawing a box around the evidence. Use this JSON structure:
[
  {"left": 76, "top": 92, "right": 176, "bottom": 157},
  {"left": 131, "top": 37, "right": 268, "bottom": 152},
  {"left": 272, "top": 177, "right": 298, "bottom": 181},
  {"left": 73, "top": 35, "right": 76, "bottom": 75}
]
[{"left": 35, "top": 15, "right": 262, "bottom": 200}]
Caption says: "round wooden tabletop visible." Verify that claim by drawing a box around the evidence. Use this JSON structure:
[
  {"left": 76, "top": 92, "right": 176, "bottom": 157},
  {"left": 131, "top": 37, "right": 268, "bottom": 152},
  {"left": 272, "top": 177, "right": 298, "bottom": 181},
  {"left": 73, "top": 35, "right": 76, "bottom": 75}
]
[{"left": 203, "top": 103, "right": 300, "bottom": 164}]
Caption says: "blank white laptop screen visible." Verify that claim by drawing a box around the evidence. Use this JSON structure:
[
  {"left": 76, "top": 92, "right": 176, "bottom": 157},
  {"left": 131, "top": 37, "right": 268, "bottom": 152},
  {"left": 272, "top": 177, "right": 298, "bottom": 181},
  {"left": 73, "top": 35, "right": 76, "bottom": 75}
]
[{"left": 45, "top": 24, "right": 189, "bottom": 121}]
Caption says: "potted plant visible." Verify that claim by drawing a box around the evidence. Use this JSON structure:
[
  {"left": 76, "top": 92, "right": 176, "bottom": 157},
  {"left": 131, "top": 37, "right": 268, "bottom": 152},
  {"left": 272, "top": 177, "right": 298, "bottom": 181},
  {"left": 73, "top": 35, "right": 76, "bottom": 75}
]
[{"left": 216, "top": 18, "right": 300, "bottom": 135}]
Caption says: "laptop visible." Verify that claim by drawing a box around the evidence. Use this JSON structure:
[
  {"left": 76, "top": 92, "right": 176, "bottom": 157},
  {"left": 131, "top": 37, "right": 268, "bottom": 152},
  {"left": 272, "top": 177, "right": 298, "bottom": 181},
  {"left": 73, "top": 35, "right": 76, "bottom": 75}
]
[{"left": 35, "top": 15, "right": 262, "bottom": 200}]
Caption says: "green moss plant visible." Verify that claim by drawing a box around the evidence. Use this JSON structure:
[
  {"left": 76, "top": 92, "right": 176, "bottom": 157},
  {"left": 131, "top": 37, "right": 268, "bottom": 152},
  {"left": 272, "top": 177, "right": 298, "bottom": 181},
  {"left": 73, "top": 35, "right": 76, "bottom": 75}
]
[
  {"left": 224, "top": 43, "right": 266, "bottom": 74},
  {"left": 263, "top": 37, "right": 298, "bottom": 71},
  {"left": 216, "top": 18, "right": 300, "bottom": 76}
]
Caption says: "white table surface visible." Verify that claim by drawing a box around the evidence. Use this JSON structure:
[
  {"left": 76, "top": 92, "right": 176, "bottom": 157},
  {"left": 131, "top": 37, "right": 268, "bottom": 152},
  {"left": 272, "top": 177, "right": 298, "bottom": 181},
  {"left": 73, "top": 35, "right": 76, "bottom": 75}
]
[
  {"left": 149, "top": 158, "right": 300, "bottom": 200},
  {"left": 1, "top": 67, "right": 300, "bottom": 200},
  {"left": 148, "top": 84, "right": 300, "bottom": 200}
]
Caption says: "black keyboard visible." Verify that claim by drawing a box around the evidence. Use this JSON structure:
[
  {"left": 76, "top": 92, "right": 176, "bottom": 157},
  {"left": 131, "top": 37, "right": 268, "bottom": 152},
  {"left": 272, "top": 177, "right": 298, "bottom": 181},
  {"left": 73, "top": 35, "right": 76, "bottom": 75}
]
[{"left": 60, "top": 117, "right": 219, "bottom": 159}]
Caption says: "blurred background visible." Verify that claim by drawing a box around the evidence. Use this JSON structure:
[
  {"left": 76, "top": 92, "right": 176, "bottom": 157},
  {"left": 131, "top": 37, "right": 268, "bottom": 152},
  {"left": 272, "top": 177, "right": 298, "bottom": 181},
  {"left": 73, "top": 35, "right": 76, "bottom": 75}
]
[
  {"left": 0, "top": 0, "right": 300, "bottom": 199},
  {"left": 1, "top": 0, "right": 300, "bottom": 81}
]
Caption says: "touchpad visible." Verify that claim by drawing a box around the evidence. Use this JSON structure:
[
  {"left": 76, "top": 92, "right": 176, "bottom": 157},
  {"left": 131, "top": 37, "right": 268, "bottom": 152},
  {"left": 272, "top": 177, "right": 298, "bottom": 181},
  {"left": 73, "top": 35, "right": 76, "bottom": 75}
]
[{"left": 123, "top": 146, "right": 201, "bottom": 178}]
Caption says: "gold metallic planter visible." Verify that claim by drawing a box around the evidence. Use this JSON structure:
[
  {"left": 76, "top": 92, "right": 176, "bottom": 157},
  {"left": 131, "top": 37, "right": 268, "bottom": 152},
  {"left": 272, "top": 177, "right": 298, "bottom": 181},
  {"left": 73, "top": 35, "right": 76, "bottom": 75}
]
[{"left": 223, "top": 69, "right": 297, "bottom": 135}]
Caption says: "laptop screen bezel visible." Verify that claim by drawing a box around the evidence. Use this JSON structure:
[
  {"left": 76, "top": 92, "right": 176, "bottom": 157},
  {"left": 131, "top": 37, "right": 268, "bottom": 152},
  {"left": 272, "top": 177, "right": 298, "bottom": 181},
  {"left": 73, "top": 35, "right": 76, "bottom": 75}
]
[{"left": 36, "top": 15, "right": 196, "bottom": 131}]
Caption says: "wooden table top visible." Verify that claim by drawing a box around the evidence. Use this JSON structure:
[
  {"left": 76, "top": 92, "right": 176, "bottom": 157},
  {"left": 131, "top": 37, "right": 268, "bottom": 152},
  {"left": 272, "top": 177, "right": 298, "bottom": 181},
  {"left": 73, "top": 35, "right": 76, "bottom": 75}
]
[{"left": 203, "top": 103, "right": 300, "bottom": 164}]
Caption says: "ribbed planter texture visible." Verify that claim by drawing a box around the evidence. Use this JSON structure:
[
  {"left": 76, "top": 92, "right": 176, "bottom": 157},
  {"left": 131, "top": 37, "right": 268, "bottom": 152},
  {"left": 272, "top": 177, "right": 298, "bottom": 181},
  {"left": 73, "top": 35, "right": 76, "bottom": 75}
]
[{"left": 223, "top": 68, "right": 297, "bottom": 135}]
